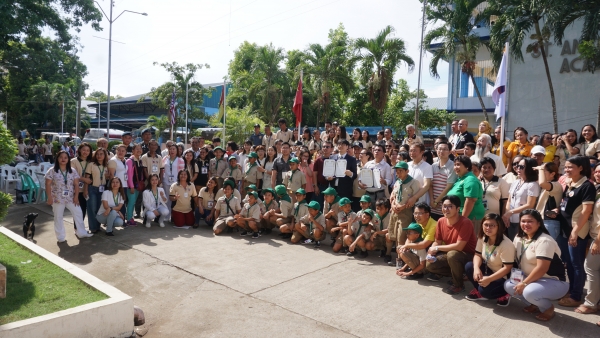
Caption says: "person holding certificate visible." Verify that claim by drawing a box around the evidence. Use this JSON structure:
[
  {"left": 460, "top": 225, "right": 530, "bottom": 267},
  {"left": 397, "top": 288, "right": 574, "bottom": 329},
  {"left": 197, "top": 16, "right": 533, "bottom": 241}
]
[
  {"left": 359, "top": 144, "right": 393, "bottom": 209},
  {"left": 328, "top": 140, "right": 357, "bottom": 200}
]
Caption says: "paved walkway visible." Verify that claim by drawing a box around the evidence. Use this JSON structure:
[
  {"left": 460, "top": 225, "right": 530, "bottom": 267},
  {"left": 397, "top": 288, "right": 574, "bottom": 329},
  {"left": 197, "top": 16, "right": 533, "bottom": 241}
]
[{"left": 2, "top": 204, "right": 599, "bottom": 337}]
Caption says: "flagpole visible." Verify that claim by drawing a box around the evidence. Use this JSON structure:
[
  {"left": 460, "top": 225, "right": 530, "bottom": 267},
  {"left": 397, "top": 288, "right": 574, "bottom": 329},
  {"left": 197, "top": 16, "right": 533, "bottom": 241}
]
[
  {"left": 499, "top": 42, "right": 509, "bottom": 166},
  {"left": 185, "top": 80, "right": 189, "bottom": 146},
  {"left": 299, "top": 70, "right": 303, "bottom": 132},
  {"left": 170, "top": 85, "right": 174, "bottom": 141},
  {"left": 223, "top": 79, "right": 227, "bottom": 143}
]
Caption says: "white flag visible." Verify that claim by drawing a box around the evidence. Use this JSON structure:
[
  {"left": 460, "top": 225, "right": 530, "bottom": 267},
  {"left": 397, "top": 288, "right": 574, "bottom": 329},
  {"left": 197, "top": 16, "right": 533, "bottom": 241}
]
[{"left": 492, "top": 43, "right": 508, "bottom": 121}]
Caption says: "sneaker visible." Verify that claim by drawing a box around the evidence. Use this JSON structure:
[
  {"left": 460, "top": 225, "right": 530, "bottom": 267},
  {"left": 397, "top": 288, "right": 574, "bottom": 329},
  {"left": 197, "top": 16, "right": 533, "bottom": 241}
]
[
  {"left": 405, "top": 273, "right": 424, "bottom": 280},
  {"left": 159, "top": 222, "right": 165, "bottom": 228},
  {"left": 105, "top": 232, "right": 114, "bottom": 236},
  {"left": 302, "top": 239, "right": 314, "bottom": 245},
  {"left": 76, "top": 232, "right": 94, "bottom": 238},
  {"left": 145, "top": 221, "right": 151, "bottom": 228},
  {"left": 314, "top": 241, "right": 321, "bottom": 248},
  {"left": 252, "top": 232, "right": 259, "bottom": 238},
  {"left": 384, "top": 255, "right": 392, "bottom": 264},
  {"left": 379, "top": 249, "right": 386, "bottom": 258},
  {"left": 496, "top": 294, "right": 511, "bottom": 307},
  {"left": 346, "top": 251, "right": 357, "bottom": 256},
  {"left": 465, "top": 289, "right": 488, "bottom": 301},
  {"left": 128, "top": 218, "right": 136, "bottom": 225},
  {"left": 427, "top": 273, "right": 443, "bottom": 282},
  {"left": 281, "top": 233, "right": 292, "bottom": 239},
  {"left": 240, "top": 231, "right": 248, "bottom": 236},
  {"left": 360, "top": 250, "right": 368, "bottom": 258},
  {"left": 443, "top": 285, "right": 465, "bottom": 295}
]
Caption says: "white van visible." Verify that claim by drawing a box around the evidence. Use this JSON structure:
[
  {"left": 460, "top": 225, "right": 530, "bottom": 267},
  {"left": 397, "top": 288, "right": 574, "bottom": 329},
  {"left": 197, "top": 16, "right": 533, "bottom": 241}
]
[{"left": 82, "top": 128, "right": 125, "bottom": 144}]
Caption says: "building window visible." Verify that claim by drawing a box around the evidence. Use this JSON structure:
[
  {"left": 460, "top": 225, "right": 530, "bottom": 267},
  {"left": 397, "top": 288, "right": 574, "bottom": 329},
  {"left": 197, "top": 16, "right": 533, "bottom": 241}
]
[{"left": 458, "top": 59, "right": 495, "bottom": 98}]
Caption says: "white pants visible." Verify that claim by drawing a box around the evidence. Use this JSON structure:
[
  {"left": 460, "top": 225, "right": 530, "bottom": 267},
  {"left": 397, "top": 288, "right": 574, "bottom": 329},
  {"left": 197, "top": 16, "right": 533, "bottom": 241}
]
[
  {"left": 145, "top": 205, "right": 170, "bottom": 224},
  {"left": 162, "top": 182, "right": 173, "bottom": 221},
  {"left": 52, "top": 202, "right": 88, "bottom": 241}
]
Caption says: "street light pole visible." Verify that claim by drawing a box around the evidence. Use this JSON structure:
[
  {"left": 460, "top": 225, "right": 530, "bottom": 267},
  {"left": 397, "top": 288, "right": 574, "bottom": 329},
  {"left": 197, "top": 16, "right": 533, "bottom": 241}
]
[
  {"left": 95, "top": 0, "right": 147, "bottom": 137},
  {"left": 185, "top": 80, "right": 189, "bottom": 145},
  {"left": 414, "top": 0, "right": 427, "bottom": 129}
]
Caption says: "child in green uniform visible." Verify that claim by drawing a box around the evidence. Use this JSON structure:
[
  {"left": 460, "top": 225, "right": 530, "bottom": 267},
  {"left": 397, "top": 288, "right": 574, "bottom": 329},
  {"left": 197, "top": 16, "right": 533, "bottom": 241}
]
[
  {"left": 396, "top": 223, "right": 427, "bottom": 279},
  {"left": 261, "top": 188, "right": 279, "bottom": 233},
  {"left": 347, "top": 209, "right": 375, "bottom": 258},
  {"left": 223, "top": 156, "right": 243, "bottom": 193},
  {"left": 283, "top": 158, "right": 306, "bottom": 203},
  {"left": 272, "top": 185, "right": 294, "bottom": 238},
  {"left": 294, "top": 201, "right": 326, "bottom": 247},
  {"left": 331, "top": 197, "right": 356, "bottom": 253},
  {"left": 322, "top": 187, "right": 341, "bottom": 243},
  {"left": 243, "top": 152, "right": 261, "bottom": 191},
  {"left": 235, "top": 191, "right": 262, "bottom": 238}
]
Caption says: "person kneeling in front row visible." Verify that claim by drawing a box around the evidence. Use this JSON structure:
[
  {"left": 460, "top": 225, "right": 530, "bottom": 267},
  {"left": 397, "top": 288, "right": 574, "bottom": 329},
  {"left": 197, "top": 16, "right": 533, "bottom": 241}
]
[
  {"left": 464, "top": 213, "right": 514, "bottom": 306},
  {"left": 396, "top": 223, "right": 427, "bottom": 280},
  {"left": 426, "top": 195, "right": 478, "bottom": 295},
  {"left": 504, "top": 209, "right": 568, "bottom": 321},
  {"left": 213, "top": 180, "right": 242, "bottom": 235}
]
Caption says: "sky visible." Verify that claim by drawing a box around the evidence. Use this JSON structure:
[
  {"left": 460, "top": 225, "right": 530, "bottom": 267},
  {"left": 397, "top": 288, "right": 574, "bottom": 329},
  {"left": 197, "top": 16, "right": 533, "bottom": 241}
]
[{"left": 76, "top": 0, "right": 449, "bottom": 99}]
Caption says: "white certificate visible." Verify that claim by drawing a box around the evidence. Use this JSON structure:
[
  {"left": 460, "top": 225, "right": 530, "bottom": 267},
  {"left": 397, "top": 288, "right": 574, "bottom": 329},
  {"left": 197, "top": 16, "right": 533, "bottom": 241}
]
[
  {"left": 323, "top": 159, "right": 336, "bottom": 177},
  {"left": 335, "top": 159, "right": 347, "bottom": 178},
  {"left": 360, "top": 168, "right": 374, "bottom": 188},
  {"left": 373, "top": 169, "right": 382, "bottom": 189}
]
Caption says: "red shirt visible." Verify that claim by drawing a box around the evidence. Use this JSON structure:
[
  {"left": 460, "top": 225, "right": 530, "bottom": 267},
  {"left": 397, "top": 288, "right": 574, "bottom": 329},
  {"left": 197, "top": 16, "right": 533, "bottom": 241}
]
[
  {"left": 435, "top": 216, "right": 477, "bottom": 255},
  {"left": 313, "top": 156, "right": 328, "bottom": 186}
]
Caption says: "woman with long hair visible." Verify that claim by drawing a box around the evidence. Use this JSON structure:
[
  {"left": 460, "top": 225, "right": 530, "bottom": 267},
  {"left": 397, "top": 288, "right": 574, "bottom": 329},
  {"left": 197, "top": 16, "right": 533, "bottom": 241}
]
[
  {"left": 534, "top": 162, "right": 563, "bottom": 240},
  {"left": 309, "top": 129, "right": 322, "bottom": 156},
  {"left": 108, "top": 144, "right": 129, "bottom": 219},
  {"left": 260, "top": 146, "right": 277, "bottom": 190},
  {"left": 577, "top": 124, "right": 600, "bottom": 157},
  {"left": 142, "top": 174, "right": 169, "bottom": 228},
  {"left": 474, "top": 121, "right": 494, "bottom": 142},
  {"left": 301, "top": 128, "right": 312, "bottom": 147},
  {"left": 362, "top": 130, "right": 372, "bottom": 151},
  {"left": 125, "top": 144, "right": 145, "bottom": 226},
  {"left": 45, "top": 150, "right": 94, "bottom": 241},
  {"left": 503, "top": 157, "right": 540, "bottom": 240},
  {"left": 176, "top": 142, "right": 185, "bottom": 157},
  {"left": 195, "top": 147, "right": 210, "bottom": 193},
  {"left": 298, "top": 149, "right": 314, "bottom": 202},
  {"left": 71, "top": 142, "right": 93, "bottom": 222},
  {"left": 198, "top": 176, "right": 219, "bottom": 227},
  {"left": 505, "top": 127, "right": 533, "bottom": 172},
  {"left": 503, "top": 155, "right": 523, "bottom": 185},
  {"left": 557, "top": 129, "right": 579, "bottom": 172},
  {"left": 163, "top": 144, "right": 185, "bottom": 218},
  {"left": 238, "top": 140, "right": 252, "bottom": 169},
  {"left": 351, "top": 128, "right": 366, "bottom": 149},
  {"left": 84, "top": 147, "right": 109, "bottom": 233},
  {"left": 333, "top": 126, "right": 349, "bottom": 145},
  {"left": 557, "top": 156, "right": 595, "bottom": 308},
  {"left": 537, "top": 132, "right": 556, "bottom": 163},
  {"left": 96, "top": 177, "right": 125, "bottom": 236},
  {"left": 183, "top": 149, "right": 199, "bottom": 183},
  {"left": 170, "top": 169, "right": 198, "bottom": 227}
]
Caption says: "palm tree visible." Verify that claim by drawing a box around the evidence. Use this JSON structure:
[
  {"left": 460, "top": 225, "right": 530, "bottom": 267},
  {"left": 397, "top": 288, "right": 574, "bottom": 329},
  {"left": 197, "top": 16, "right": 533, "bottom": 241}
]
[
  {"left": 424, "top": 0, "right": 491, "bottom": 121},
  {"left": 29, "top": 81, "right": 73, "bottom": 131},
  {"left": 141, "top": 115, "right": 171, "bottom": 141},
  {"left": 248, "top": 44, "right": 288, "bottom": 124},
  {"left": 355, "top": 25, "right": 415, "bottom": 129},
  {"left": 487, "top": 0, "right": 560, "bottom": 133},
  {"left": 303, "top": 41, "right": 355, "bottom": 127}
]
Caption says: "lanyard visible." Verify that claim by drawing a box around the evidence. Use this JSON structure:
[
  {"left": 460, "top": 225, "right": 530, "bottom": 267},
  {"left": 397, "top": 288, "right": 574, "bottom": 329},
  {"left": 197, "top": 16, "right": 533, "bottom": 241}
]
[
  {"left": 481, "top": 177, "right": 497, "bottom": 196},
  {"left": 169, "top": 158, "right": 176, "bottom": 174},
  {"left": 153, "top": 189, "right": 159, "bottom": 207},
  {"left": 99, "top": 165, "right": 106, "bottom": 185},
  {"left": 78, "top": 159, "right": 88, "bottom": 175},
  {"left": 483, "top": 243, "right": 497, "bottom": 263},
  {"left": 512, "top": 179, "right": 524, "bottom": 200},
  {"left": 112, "top": 191, "right": 119, "bottom": 206},
  {"left": 517, "top": 238, "right": 533, "bottom": 264},
  {"left": 60, "top": 170, "right": 68, "bottom": 185}
]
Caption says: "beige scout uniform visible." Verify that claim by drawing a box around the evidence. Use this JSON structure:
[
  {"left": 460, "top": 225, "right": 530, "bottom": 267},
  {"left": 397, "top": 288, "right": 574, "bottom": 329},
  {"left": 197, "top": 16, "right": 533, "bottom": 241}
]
[
  {"left": 371, "top": 212, "right": 390, "bottom": 249},
  {"left": 209, "top": 157, "right": 228, "bottom": 179},
  {"left": 85, "top": 163, "right": 108, "bottom": 189},
  {"left": 324, "top": 200, "right": 340, "bottom": 222},
  {"left": 261, "top": 199, "right": 279, "bottom": 229},
  {"left": 222, "top": 165, "right": 243, "bottom": 184},
  {"left": 170, "top": 183, "right": 197, "bottom": 214},
  {"left": 70, "top": 158, "right": 89, "bottom": 190},
  {"left": 141, "top": 153, "right": 163, "bottom": 179},
  {"left": 296, "top": 212, "right": 326, "bottom": 240},
  {"left": 278, "top": 197, "right": 294, "bottom": 224},
  {"left": 241, "top": 202, "right": 262, "bottom": 228},
  {"left": 350, "top": 220, "right": 372, "bottom": 240},
  {"left": 275, "top": 129, "right": 293, "bottom": 143},
  {"left": 283, "top": 169, "right": 306, "bottom": 200},
  {"left": 243, "top": 162, "right": 261, "bottom": 190},
  {"left": 213, "top": 195, "right": 242, "bottom": 232},
  {"left": 388, "top": 178, "right": 421, "bottom": 242},
  {"left": 262, "top": 133, "right": 276, "bottom": 149}
]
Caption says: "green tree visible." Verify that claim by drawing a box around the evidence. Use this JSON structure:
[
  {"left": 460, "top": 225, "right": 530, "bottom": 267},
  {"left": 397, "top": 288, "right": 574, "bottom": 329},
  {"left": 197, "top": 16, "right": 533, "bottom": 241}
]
[
  {"left": 209, "top": 106, "right": 263, "bottom": 144},
  {"left": 355, "top": 25, "right": 415, "bottom": 129},
  {"left": 0, "top": 123, "right": 17, "bottom": 221},
  {"left": 488, "top": 0, "right": 560, "bottom": 133},
  {"left": 424, "top": 0, "right": 491, "bottom": 121},
  {"left": 140, "top": 115, "right": 171, "bottom": 140},
  {"left": 248, "top": 44, "right": 288, "bottom": 124},
  {"left": 228, "top": 41, "right": 260, "bottom": 109},
  {"left": 84, "top": 90, "right": 123, "bottom": 102}
]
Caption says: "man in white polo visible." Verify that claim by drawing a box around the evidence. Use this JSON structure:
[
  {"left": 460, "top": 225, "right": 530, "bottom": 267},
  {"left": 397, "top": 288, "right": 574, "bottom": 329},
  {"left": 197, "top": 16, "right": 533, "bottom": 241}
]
[{"left": 407, "top": 143, "right": 432, "bottom": 207}]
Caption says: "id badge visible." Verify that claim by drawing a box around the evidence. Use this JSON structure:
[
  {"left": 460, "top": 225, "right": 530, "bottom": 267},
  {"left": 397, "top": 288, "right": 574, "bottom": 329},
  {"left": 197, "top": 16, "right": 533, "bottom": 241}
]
[
  {"left": 560, "top": 199, "right": 567, "bottom": 212},
  {"left": 169, "top": 175, "right": 174, "bottom": 182},
  {"left": 184, "top": 193, "right": 188, "bottom": 198},
  {"left": 207, "top": 201, "right": 214, "bottom": 209},
  {"left": 79, "top": 182, "right": 84, "bottom": 189},
  {"left": 201, "top": 167, "right": 208, "bottom": 174},
  {"left": 510, "top": 268, "right": 524, "bottom": 284},
  {"left": 99, "top": 186, "right": 105, "bottom": 193},
  {"left": 124, "top": 174, "right": 128, "bottom": 182},
  {"left": 62, "top": 190, "right": 70, "bottom": 197},
  {"left": 152, "top": 165, "right": 158, "bottom": 173},
  {"left": 482, "top": 199, "right": 488, "bottom": 210}
]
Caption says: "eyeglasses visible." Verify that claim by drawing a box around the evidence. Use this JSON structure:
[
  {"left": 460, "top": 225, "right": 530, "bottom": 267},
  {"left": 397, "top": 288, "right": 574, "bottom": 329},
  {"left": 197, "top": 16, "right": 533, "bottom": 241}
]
[
  {"left": 483, "top": 223, "right": 498, "bottom": 228},
  {"left": 323, "top": 146, "right": 331, "bottom": 149},
  {"left": 494, "top": 131, "right": 500, "bottom": 134},
  {"left": 512, "top": 162, "right": 520, "bottom": 166},
  {"left": 441, "top": 205, "right": 455, "bottom": 210},
  {"left": 385, "top": 145, "right": 392, "bottom": 148},
  {"left": 413, "top": 212, "right": 428, "bottom": 216},
  {"left": 515, "top": 164, "right": 525, "bottom": 170}
]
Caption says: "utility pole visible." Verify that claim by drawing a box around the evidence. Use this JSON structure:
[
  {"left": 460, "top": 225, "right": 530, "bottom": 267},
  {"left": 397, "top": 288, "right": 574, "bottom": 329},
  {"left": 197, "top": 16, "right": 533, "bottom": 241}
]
[
  {"left": 76, "top": 78, "right": 82, "bottom": 137},
  {"left": 414, "top": 0, "right": 427, "bottom": 129}
]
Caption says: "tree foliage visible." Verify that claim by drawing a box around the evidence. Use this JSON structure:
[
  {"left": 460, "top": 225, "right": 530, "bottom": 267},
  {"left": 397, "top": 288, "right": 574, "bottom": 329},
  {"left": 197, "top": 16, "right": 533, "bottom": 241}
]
[
  {"left": 209, "top": 107, "right": 263, "bottom": 145},
  {"left": 0, "top": 123, "right": 17, "bottom": 220}
]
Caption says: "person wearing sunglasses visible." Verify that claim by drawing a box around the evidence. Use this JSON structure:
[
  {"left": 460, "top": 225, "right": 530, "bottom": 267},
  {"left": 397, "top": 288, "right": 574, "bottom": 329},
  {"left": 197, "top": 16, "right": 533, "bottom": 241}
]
[
  {"left": 503, "top": 157, "right": 540, "bottom": 240},
  {"left": 503, "top": 155, "right": 523, "bottom": 185}
]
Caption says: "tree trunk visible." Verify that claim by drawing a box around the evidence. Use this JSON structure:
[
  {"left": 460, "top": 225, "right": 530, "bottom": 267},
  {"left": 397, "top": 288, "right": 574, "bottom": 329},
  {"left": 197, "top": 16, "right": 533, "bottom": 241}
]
[
  {"left": 380, "top": 108, "right": 385, "bottom": 130},
  {"left": 535, "top": 21, "right": 558, "bottom": 134},
  {"left": 470, "top": 74, "right": 489, "bottom": 122}
]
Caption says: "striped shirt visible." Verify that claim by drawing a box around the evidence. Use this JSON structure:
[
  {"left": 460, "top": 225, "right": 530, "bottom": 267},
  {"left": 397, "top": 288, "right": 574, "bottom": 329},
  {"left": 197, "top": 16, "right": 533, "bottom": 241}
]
[{"left": 431, "top": 159, "right": 457, "bottom": 215}]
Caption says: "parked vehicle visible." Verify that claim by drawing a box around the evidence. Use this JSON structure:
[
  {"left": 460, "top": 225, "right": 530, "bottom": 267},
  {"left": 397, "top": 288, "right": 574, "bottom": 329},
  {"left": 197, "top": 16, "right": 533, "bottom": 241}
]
[{"left": 82, "top": 128, "right": 125, "bottom": 145}]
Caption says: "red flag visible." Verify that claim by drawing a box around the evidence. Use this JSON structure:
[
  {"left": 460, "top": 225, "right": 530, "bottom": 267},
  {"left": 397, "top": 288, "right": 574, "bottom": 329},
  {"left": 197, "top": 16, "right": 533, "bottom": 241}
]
[{"left": 292, "top": 78, "right": 303, "bottom": 130}]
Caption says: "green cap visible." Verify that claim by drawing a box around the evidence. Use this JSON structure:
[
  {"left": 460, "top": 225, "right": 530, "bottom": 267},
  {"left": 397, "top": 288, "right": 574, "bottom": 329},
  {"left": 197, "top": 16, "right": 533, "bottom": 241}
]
[
  {"left": 289, "top": 157, "right": 300, "bottom": 164},
  {"left": 322, "top": 187, "right": 337, "bottom": 195},
  {"left": 363, "top": 209, "right": 375, "bottom": 219},
  {"left": 394, "top": 161, "right": 409, "bottom": 169},
  {"left": 228, "top": 155, "right": 237, "bottom": 162},
  {"left": 295, "top": 188, "right": 306, "bottom": 195},
  {"left": 248, "top": 191, "right": 258, "bottom": 199},
  {"left": 213, "top": 146, "right": 224, "bottom": 153},
  {"left": 263, "top": 188, "right": 275, "bottom": 196},
  {"left": 245, "top": 184, "right": 257, "bottom": 191},
  {"left": 248, "top": 152, "right": 258, "bottom": 159},
  {"left": 307, "top": 201, "right": 321, "bottom": 210},
  {"left": 275, "top": 185, "right": 287, "bottom": 196},
  {"left": 223, "top": 180, "right": 235, "bottom": 189},
  {"left": 402, "top": 222, "right": 423, "bottom": 234},
  {"left": 359, "top": 195, "right": 372, "bottom": 203},
  {"left": 338, "top": 197, "right": 351, "bottom": 207}
]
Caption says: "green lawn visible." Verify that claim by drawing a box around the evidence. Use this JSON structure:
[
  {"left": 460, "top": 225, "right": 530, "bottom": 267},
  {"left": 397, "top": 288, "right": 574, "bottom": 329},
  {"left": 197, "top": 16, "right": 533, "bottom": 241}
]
[{"left": 0, "top": 233, "right": 108, "bottom": 325}]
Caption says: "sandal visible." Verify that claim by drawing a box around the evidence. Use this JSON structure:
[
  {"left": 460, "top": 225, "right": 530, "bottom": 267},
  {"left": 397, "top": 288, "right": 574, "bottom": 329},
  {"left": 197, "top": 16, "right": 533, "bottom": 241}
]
[
  {"left": 574, "top": 305, "right": 597, "bottom": 314},
  {"left": 558, "top": 297, "right": 583, "bottom": 307},
  {"left": 523, "top": 304, "right": 540, "bottom": 314},
  {"left": 535, "top": 306, "right": 555, "bottom": 321}
]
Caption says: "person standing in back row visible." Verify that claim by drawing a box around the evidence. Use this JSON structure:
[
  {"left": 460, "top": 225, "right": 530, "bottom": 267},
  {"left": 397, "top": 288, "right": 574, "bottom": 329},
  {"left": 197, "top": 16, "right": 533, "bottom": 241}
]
[
  {"left": 275, "top": 118, "right": 293, "bottom": 143},
  {"left": 453, "top": 119, "right": 475, "bottom": 156}
]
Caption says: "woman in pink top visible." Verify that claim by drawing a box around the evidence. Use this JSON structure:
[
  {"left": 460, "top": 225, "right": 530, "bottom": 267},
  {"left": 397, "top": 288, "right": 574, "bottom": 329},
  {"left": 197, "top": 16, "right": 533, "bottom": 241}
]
[
  {"left": 125, "top": 144, "right": 145, "bottom": 225},
  {"left": 299, "top": 149, "right": 315, "bottom": 202}
]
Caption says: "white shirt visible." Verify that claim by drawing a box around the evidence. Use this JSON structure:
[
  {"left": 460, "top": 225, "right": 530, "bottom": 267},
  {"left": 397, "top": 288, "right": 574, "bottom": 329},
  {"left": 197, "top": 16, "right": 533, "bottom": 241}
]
[
  {"left": 98, "top": 190, "right": 124, "bottom": 215},
  {"left": 143, "top": 187, "right": 169, "bottom": 212},
  {"left": 471, "top": 152, "right": 507, "bottom": 177},
  {"left": 363, "top": 158, "right": 392, "bottom": 192},
  {"left": 109, "top": 157, "right": 128, "bottom": 188},
  {"left": 408, "top": 159, "right": 433, "bottom": 204}
]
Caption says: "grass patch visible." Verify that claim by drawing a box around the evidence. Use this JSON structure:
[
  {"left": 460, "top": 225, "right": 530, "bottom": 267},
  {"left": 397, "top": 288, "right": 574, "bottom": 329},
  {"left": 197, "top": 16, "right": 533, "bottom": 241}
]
[{"left": 0, "top": 232, "right": 108, "bottom": 325}]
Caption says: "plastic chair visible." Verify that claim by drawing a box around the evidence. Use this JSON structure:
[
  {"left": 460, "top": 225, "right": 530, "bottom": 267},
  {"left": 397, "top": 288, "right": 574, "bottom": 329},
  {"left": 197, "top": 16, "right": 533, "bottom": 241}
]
[
  {"left": 35, "top": 172, "right": 47, "bottom": 203},
  {"left": 38, "top": 162, "right": 52, "bottom": 175},
  {"left": 18, "top": 171, "right": 36, "bottom": 204},
  {"left": 15, "top": 162, "right": 28, "bottom": 171},
  {"left": 27, "top": 167, "right": 39, "bottom": 184},
  {"left": 2, "top": 166, "right": 19, "bottom": 193}
]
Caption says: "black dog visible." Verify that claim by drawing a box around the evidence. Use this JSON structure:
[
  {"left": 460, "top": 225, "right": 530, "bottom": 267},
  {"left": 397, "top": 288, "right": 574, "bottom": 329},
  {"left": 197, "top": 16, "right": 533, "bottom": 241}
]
[{"left": 23, "top": 213, "right": 38, "bottom": 240}]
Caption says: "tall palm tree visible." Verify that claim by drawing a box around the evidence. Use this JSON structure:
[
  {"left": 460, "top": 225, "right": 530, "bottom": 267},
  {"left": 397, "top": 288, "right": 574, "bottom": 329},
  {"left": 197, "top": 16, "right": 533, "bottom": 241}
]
[
  {"left": 424, "top": 0, "right": 491, "bottom": 121},
  {"left": 487, "top": 0, "right": 560, "bottom": 133},
  {"left": 355, "top": 25, "right": 415, "bottom": 129},
  {"left": 304, "top": 42, "right": 355, "bottom": 127},
  {"left": 29, "top": 81, "right": 71, "bottom": 130},
  {"left": 248, "top": 44, "right": 288, "bottom": 124}
]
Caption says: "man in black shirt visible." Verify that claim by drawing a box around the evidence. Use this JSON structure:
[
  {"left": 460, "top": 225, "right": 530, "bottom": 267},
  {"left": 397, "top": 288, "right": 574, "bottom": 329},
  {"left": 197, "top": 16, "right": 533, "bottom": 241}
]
[
  {"left": 453, "top": 119, "right": 475, "bottom": 156},
  {"left": 139, "top": 128, "right": 152, "bottom": 155},
  {"left": 271, "top": 142, "right": 292, "bottom": 187}
]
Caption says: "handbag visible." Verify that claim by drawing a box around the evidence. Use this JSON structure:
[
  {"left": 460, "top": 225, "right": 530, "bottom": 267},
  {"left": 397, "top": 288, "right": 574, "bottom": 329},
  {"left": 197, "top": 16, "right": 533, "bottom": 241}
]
[{"left": 134, "top": 161, "right": 146, "bottom": 192}]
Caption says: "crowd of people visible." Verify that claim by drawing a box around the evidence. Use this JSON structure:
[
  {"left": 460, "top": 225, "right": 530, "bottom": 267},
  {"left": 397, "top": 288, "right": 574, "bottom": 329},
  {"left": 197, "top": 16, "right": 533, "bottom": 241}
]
[{"left": 40, "top": 118, "right": 600, "bottom": 325}]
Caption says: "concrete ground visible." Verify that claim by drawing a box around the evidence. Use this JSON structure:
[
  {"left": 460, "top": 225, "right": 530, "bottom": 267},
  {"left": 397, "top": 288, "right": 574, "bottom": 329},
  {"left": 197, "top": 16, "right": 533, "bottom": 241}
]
[{"left": 2, "top": 203, "right": 599, "bottom": 337}]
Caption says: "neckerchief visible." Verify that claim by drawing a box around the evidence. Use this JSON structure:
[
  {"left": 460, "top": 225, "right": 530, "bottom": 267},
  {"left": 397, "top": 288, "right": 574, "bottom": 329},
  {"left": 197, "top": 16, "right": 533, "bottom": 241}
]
[
  {"left": 309, "top": 211, "right": 323, "bottom": 232},
  {"left": 246, "top": 161, "right": 257, "bottom": 175},
  {"left": 279, "top": 194, "right": 292, "bottom": 204},
  {"left": 396, "top": 175, "right": 413, "bottom": 201},
  {"left": 375, "top": 212, "right": 389, "bottom": 231},
  {"left": 215, "top": 156, "right": 222, "bottom": 172},
  {"left": 290, "top": 169, "right": 298, "bottom": 182},
  {"left": 264, "top": 199, "right": 275, "bottom": 210},
  {"left": 294, "top": 199, "right": 307, "bottom": 217},
  {"left": 356, "top": 221, "right": 370, "bottom": 236},
  {"left": 245, "top": 202, "right": 257, "bottom": 217}
]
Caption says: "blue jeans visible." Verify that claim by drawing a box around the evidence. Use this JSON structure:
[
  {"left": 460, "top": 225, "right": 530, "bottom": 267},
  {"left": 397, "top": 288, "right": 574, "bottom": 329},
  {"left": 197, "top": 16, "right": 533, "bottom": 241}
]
[
  {"left": 199, "top": 209, "right": 213, "bottom": 227},
  {"left": 558, "top": 235, "right": 588, "bottom": 301},
  {"left": 465, "top": 261, "right": 509, "bottom": 299},
  {"left": 96, "top": 210, "right": 124, "bottom": 233},
  {"left": 504, "top": 278, "right": 569, "bottom": 312},
  {"left": 126, "top": 189, "right": 139, "bottom": 221},
  {"left": 543, "top": 219, "right": 561, "bottom": 241},
  {"left": 86, "top": 186, "right": 102, "bottom": 232}
]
